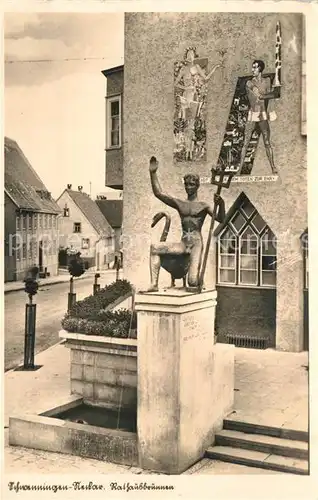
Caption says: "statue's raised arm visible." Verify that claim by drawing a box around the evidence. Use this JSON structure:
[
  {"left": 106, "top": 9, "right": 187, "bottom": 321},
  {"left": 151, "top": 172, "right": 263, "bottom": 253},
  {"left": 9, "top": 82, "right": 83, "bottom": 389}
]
[{"left": 149, "top": 157, "right": 179, "bottom": 210}]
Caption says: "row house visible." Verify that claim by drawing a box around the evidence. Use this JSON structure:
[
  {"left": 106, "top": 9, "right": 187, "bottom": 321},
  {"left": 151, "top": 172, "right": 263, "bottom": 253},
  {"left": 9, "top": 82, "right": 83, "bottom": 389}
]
[{"left": 4, "top": 137, "right": 61, "bottom": 281}]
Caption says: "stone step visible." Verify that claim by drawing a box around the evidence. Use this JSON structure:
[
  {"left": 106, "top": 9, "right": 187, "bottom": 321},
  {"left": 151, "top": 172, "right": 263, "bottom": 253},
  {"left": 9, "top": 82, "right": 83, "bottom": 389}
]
[
  {"left": 205, "top": 446, "right": 309, "bottom": 475},
  {"left": 223, "top": 418, "right": 309, "bottom": 442},
  {"left": 215, "top": 429, "right": 308, "bottom": 460}
]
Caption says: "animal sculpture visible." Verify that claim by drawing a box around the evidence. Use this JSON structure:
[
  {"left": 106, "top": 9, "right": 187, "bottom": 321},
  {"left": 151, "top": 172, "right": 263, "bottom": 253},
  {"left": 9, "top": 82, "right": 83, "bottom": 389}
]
[{"left": 151, "top": 211, "right": 190, "bottom": 288}]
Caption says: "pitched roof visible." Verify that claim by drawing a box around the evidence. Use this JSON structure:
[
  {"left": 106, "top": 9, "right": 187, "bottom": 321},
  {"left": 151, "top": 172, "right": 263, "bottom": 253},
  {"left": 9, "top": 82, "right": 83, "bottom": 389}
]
[
  {"left": 4, "top": 136, "right": 61, "bottom": 214},
  {"left": 65, "top": 190, "right": 114, "bottom": 237},
  {"left": 95, "top": 199, "right": 123, "bottom": 229}
]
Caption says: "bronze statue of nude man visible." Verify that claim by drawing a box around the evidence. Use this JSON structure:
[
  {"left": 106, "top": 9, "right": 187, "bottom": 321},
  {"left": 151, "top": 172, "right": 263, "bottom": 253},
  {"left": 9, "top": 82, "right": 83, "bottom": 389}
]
[{"left": 146, "top": 156, "right": 225, "bottom": 292}]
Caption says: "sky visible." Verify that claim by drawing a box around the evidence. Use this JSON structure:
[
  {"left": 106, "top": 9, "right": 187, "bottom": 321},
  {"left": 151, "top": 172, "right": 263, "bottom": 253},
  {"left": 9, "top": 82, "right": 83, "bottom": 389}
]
[{"left": 4, "top": 12, "right": 124, "bottom": 200}]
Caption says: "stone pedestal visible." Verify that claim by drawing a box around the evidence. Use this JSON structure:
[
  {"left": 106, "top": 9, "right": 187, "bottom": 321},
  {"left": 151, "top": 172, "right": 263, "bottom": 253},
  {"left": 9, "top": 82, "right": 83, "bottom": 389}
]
[{"left": 135, "top": 289, "right": 234, "bottom": 474}]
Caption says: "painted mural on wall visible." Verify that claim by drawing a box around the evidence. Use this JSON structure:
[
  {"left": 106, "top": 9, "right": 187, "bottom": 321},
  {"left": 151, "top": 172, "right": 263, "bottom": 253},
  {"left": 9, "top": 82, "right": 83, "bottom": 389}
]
[
  {"left": 215, "top": 21, "right": 282, "bottom": 182},
  {"left": 173, "top": 47, "right": 221, "bottom": 163}
]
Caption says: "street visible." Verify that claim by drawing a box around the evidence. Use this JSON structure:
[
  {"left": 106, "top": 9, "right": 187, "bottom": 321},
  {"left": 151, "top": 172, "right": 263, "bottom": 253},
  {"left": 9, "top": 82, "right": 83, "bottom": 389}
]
[{"left": 4, "top": 271, "right": 120, "bottom": 371}]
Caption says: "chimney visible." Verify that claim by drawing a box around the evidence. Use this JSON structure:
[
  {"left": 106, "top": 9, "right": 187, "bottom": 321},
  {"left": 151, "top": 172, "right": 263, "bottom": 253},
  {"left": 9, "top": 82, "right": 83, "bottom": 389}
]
[
  {"left": 67, "top": 184, "right": 72, "bottom": 190},
  {"left": 78, "top": 186, "right": 83, "bottom": 192}
]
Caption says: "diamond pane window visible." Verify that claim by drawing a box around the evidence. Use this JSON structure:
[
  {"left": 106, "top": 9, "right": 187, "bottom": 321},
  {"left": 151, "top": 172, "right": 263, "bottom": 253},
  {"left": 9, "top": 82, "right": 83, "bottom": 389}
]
[
  {"left": 230, "top": 211, "right": 246, "bottom": 232},
  {"left": 217, "top": 196, "right": 277, "bottom": 288},
  {"left": 241, "top": 200, "right": 255, "bottom": 218},
  {"left": 251, "top": 213, "right": 266, "bottom": 233}
]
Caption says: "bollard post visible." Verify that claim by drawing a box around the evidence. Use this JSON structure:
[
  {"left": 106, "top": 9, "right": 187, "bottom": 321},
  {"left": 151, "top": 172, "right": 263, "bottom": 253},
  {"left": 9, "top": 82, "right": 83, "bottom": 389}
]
[
  {"left": 19, "top": 267, "right": 41, "bottom": 371},
  {"left": 24, "top": 294, "right": 36, "bottom": 369},
  {"left": 68, "top": 276, "right": 76, "bottom": 312},
  {"left": 93, "top": 273, "right": 101, "bottom": 295},
  {"left": 116, "top": 257, "right": 120, "bottom": 281}
]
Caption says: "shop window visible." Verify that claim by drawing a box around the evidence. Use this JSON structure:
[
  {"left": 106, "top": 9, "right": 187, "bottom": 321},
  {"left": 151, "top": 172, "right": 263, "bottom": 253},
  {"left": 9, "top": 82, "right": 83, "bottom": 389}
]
[
  {"left": 217, "top": 198, "right": 277, "bottom": 287},
  {"left": 74, "top": 222, "right": 81, "bottom": 233},
  {"left": 106, "top": 95, "right": 121, "bottom": 148}
]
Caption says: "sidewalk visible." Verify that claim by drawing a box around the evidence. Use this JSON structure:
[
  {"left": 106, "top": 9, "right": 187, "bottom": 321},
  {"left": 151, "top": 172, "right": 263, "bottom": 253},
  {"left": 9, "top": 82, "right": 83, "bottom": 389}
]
[
  {"left": 4, "top": 343, "right": 308, "bottom": 475},
  {"left": 4, "top": 269, "right": 123, "bottom": 294}
]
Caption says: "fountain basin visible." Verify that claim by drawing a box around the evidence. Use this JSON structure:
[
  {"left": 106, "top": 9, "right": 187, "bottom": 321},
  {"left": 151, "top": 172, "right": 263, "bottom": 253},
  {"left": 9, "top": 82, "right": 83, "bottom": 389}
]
[
  {"left": 59, "top": 331, "right": 137, "bottom": 412},
  {"left": 9, "top": 395, "right": 138, "bottom": 466}
]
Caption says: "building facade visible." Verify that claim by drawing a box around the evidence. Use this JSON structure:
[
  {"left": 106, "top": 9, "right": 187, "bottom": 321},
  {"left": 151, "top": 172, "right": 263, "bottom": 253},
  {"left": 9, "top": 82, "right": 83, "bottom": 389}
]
[
  {"left": 4, "top": 137, "right": 61, "bottom": 282},
  {"left": 95, "top": 198, "right": 123, "bottom": 252},
  {"left": 104, "top": 13, "right": 307, "bottom": 352},
  {"left": 56, "top": 186, "right": 115, "bottom": 270},
  {"left": 102, "top": 65, "right": 124, "bottom": 190}
]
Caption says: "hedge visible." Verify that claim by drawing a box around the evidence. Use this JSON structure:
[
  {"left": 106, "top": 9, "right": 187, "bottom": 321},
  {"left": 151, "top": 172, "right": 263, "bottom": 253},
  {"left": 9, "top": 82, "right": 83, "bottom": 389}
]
[
  {"left": 61, "top": 279, "right": 136, "bottom": 338},
  {"left": 67, "top": 279, "right": 133, "bottom": 320}
]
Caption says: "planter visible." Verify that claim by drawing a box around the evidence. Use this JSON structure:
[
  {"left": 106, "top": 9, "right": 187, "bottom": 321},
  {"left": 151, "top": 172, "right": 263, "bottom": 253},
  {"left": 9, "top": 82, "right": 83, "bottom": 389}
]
[
  {"left": 105, "top": 291, "right": 133, "bottom": 312},
  {"left": 59, "top": 330, "right": 137, "bottom": 413}
]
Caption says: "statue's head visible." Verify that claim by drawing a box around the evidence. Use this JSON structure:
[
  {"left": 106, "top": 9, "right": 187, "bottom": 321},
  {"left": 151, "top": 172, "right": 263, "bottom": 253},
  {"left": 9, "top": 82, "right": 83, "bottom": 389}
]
[
  {"left": 252, "top": 59, "right": 265, "bottom": 77},
  {"left": 184, "top": 46, "right": 198, "bottom": 63},
  {"left": 183, "top": 173, "right": 200, "bottom": 196}
]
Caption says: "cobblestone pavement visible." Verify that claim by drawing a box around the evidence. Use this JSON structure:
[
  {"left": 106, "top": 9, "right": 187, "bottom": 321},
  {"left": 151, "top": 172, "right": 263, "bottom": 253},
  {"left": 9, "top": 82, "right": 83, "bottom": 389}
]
[{"left": 4, "top": 343, "right": 308, "bottom": 475}]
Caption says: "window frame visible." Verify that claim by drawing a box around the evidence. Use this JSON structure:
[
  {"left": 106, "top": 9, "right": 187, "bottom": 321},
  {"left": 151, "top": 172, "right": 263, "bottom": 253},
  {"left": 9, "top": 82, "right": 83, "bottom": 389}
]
[
  {"left": 218, "top": 226, "right": 237, "bottom": 285},
  {"left": 73, "top": 222, "right": 82, "bottom": 234},
  {"left": 82, "top": 238, "right": 90, "bottom": 249},
  {"left": 22, "top": 242, "right": 27, "bottom": 260},
  {"left": 217, "top": 200, "right": 277, "bottom": 289},
  {"left": 238, "top": 227, "right": 259, "bottom": 286},
  {"left": 16, "top": 246, "right": 21, "bottom": 261},
  {"left": 260, "top": 230, "right": 277, "bottom": 287},
  {"left": 106, "top": 94, "right": 122, "bottom": 149}
]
